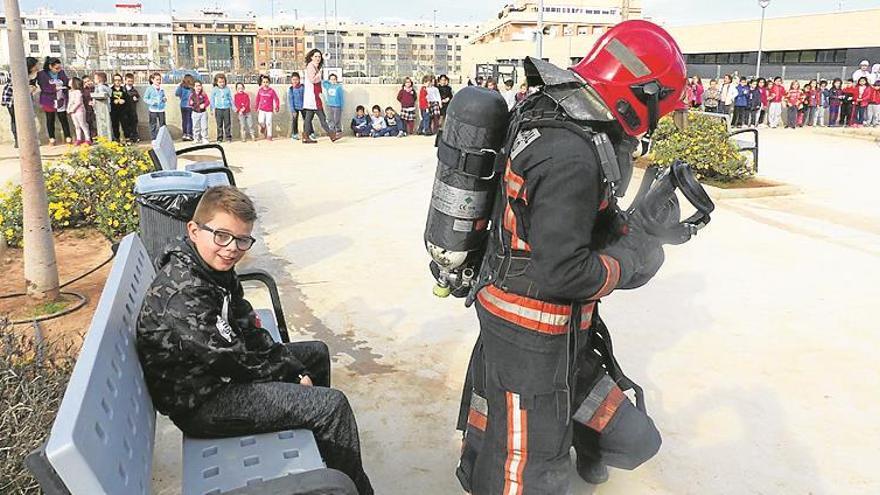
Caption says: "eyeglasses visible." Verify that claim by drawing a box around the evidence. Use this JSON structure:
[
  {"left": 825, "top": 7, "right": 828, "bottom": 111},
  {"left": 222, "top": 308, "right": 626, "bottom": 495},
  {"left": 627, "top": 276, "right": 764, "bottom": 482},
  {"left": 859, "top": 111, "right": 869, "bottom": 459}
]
[{"left": 198, "top": 223, "right": 256, "bottom": 251}]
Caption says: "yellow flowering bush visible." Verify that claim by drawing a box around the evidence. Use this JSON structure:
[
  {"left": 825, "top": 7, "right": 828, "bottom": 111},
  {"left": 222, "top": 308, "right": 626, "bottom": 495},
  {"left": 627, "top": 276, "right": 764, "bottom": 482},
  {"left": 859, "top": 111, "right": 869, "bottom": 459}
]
[
  {"left": 651, "top": 113, "right": 753, "bottom": 182},
  {"left": 0, "top": 138, "right": 154, "bottom": 247}
]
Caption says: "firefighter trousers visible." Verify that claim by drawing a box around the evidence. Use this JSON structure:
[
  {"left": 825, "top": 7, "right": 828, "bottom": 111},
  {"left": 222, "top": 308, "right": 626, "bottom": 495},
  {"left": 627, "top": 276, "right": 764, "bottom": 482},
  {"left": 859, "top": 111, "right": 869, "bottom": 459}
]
[{"left": 456, "top": 302, "right": 661, "bottom": 494}]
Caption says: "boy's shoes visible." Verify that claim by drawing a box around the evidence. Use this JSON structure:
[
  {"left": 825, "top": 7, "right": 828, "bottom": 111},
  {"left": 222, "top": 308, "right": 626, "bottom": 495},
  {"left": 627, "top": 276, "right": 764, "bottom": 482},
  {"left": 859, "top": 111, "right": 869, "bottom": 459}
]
[
  {"left": 397, "top": 130, "right": 405, "bottom": 137},
  {"left": 182, "top": 135, "right": 193, "bottom": 141},
  {"left": 267, "top": 136, "right": 273, "bottom": 141},
  {"left": 65, "top": 137, "right": 72, "bottom": 144},
  {"left": 309, "top": 133, "right": 317, "bottom": 140},
  {"left": 302, "top": 137, "right": 317, "bottom": 144},
  {"left": 291, "top": 133, "right": 300, "bottom": 140},
  {"left": 48, "top": 138, "right": 56, "bottom": 146},
  {"left": 84, "top": 140, "right": 92, "bottom": 146},
  {"left": 329, "top": 132, "right": 341, "bottom": 142}
]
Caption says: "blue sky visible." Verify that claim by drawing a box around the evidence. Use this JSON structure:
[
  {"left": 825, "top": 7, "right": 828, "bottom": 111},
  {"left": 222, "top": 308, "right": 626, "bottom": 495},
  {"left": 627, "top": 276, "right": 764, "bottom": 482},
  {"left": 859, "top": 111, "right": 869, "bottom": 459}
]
[{"left": 8, "top": 0, "right": 880, "bottom": 25}]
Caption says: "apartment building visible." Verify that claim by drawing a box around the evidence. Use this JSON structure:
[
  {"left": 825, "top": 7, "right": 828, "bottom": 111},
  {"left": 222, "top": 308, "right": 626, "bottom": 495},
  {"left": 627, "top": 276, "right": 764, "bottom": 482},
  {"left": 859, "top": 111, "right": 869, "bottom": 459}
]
[
  {"left": 172, "top": 8, "right": 257, "bottom": 73},
  {"left": 301, "top": 21, "right": 476, "bottom": 79}
]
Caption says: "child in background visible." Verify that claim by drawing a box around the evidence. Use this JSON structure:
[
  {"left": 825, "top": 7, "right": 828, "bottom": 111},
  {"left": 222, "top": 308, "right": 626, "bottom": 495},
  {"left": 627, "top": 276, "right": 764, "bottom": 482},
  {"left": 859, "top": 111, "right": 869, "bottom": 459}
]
[
  {"left": 322, "top": 73, "right": 344, "bottom": 134},
  {"left": 502, "top": 79, "right": 517, "bottom": 110},
  {"left": 109, "top": 73, "right": 130, "bottom": 142},
  {"left": 350, "top": 105, "right": 371, "bottom": 137},
  {"left": 733, "top": 77, "right": 750, "bottom": 128},
  {"left": 515, "top": 82, "right": 528, "bottom": 104},
  {"left": 702, "top": 79, "right": 720, "bottom": 113},
  {"left": 66, "top": 77, "right": 90, "bottom": 145},
  {"left": 746, "top": 79, "right": 761, "bottom": 127},
  {"left": 234, "top": 83, "right": 255, "bottom": 141},
  {"left": 397, "top": 77, "right": 417, "bottom": 136},
  {"left": 383, "top": 107, "right": 405, "bottom": 137},
  {"left": 82, "top": 76, "right": 97, "bottom": 141},
  {"left": 839, "top": 80, "right": 854, "bottom": 127},
  {"left": 768, "top": 77, "right": 785, "bottom": 128},
  {"left": 427, "top": 77, "right": 442, "bottom": 134},
  {"left": 123, "top": 73, "right": 140, "bottom": 142},
  {"left": 853, "top": 77, "right": 871, "bottom": 126},
  {"left": 212, "top": 74, "right": 233, "bottom": 142},
  {"left": 804, "top": 80, "right": 819, "bottom": 127},
  {"left": 868, "top": 80, "right": 880, "bottom": 127},
  {"left": 784, "top": 81, "right": 803, "bottom": 129},
  {"left": 254, "top": 75, "right": 280, "bottom": 140},
  {"left": 91, "top": 71, "right": 112, "bottom": 140},
  {"left": 143, "top": 72, "right": 167, "bottom": 140},
  {"left": 189, "top": 80, "right": 211, "bottom": 144},
  {"left": 437, "top": 74, "right": 454, "bottom": 128},
  {"left": 417, "top": 75, "right": 431, "bottom": 136},
  {"left": 828, "top": 79, "right": 843, "bottom": 126},
  {"left": 287, "top": 72, "right": 304, "bottom": 140},
  {"left": 369, "top": 104, "right": 392, "bottom": 137},
  {"left": 756, "top": 78, "right": 768, "bottom": 126},
  {"left": 176, "top": 75, "right": 195, "bottom": 141},
  {"left": 815, "top": 80, "right": 829, "bottom": 127}
]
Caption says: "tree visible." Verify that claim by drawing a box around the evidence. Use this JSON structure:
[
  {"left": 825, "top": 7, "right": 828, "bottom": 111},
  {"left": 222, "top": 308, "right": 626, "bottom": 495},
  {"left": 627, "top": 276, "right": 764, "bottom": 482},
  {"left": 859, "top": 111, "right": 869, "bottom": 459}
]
[{"left": 4, "top": 0, "right": 60, "bottom": 300}]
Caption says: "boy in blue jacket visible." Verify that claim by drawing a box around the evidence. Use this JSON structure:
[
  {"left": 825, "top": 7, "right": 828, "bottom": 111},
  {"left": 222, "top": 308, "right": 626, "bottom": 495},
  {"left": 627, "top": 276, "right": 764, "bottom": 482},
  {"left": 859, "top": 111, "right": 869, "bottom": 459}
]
[
  {"left": 142, "top": 72, "right": 167, "bottom": 140},
  {"left": 733, "top": 77, "right": 750, "bottom": 128},
  {"left": 322, "top": 73, "right": 344, "bottom": 133},
  {"left": 287, "top": 72, "right": 304, "bottom": 140},
  {"left": 350, "top": 105, "right": 371, "bottom": 137}
]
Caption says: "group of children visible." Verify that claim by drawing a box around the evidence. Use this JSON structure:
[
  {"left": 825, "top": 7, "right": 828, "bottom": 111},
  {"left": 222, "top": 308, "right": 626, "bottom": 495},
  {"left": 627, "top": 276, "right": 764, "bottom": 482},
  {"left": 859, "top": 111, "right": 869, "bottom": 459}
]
[{"left": 695, "top": 74, "right": 880, "bottom": 129}]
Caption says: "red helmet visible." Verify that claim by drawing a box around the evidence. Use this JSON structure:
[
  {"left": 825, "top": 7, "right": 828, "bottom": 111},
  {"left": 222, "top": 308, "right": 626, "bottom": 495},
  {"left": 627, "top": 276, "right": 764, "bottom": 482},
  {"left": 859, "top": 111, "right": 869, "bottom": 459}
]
[{"left": 571, "top": 20, "right": 686, "bottom": 137}]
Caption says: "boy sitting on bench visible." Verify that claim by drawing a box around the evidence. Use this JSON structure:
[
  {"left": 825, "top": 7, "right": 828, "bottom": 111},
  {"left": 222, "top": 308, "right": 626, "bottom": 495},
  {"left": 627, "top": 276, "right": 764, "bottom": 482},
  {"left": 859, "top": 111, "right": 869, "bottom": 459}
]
[{"left": 136, "top": 186, "right": 373, "bottom": 495}]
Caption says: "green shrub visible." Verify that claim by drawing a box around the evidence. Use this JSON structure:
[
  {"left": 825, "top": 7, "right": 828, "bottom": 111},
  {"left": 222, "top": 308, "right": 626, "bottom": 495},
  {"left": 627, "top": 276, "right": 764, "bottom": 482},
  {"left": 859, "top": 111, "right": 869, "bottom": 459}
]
[
  {"left": 0, "top": 138, "right": 153, "bottom": 247},
  {"left": 651, "top": 113, "right": 753, "bottom": 182}
]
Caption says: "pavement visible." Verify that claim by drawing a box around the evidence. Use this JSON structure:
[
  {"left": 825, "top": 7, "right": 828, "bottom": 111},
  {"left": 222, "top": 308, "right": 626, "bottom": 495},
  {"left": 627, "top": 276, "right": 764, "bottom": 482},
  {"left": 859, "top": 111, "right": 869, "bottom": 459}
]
[{"left": 2, "top": 127, "right": 878, "bottom": 494}]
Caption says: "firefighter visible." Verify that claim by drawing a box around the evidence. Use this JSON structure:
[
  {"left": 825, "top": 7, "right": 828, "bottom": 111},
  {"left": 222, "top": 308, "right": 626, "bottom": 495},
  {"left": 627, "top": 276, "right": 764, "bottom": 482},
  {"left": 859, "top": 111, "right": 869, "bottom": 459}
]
[{"left": 450, "top": 21, "right": 689, "bottom": 494}]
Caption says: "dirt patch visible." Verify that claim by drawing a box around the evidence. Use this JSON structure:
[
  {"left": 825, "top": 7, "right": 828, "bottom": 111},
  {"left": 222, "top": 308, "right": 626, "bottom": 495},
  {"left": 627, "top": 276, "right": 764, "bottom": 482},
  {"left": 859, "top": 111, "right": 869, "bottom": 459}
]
[
  {"left": 703, "top": 176, "right": 780, "bottom": 189},
  {"left": 0, "top": 228, "right": 114, "bottom": 344}
]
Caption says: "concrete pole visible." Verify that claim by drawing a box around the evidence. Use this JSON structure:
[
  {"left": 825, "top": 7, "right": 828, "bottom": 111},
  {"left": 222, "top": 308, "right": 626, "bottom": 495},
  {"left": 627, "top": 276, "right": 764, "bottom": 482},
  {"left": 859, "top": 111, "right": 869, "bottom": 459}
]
[
  {"left": 756, "top": 2, "right": 768, "bottom": 78},
  {"left": 536, "top": 0, "right": 544, "bottom": 59},
  {"left": 334, "top": 0, "right": 339, "bottom": 71},
  {"left": 4, "top": 0, "right": 60, "bottom": 300}
]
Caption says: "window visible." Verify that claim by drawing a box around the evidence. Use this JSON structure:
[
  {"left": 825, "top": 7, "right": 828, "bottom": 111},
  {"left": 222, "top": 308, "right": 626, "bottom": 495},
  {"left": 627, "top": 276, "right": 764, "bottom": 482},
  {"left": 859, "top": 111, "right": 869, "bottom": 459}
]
[
  {"left": 689, "top": 54, "right": 705, "bottom": 64},
  {"left": 799, "top": 50, "right": 816, "bottom": 63},
  {"left": 834, "top": 49, "right": 846, "bottom": 63},
  {"left": 816, "top": 50, "right": 835, "bottom": 63},
  {"left": 47, "top": 21, "right": 53, "bottom": 28},
  {"left": 28, "top": 32, "right": 38, "bottom": 40},
  {"left": 728, "top": 53, "right": 742, "bottom": 63},
  {"left": 783, "top": 51, "right": 799, "bottom": 63},
  {"left": 29, "top": 44, "right": 39, "bottom": 52},
  {"left": 768, "top": 51, "right": 783, "bottom": 64},
  {"left": 703, "top": 54, "right": 716, "bottom": 64}
]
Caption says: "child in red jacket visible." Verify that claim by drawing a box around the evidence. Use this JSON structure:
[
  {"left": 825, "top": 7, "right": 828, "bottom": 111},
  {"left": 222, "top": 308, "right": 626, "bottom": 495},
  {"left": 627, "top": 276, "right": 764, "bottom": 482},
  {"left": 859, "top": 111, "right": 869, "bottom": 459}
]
[
  {"left": 853, "top": 76, "right": 871, "bottom": 126},
  {"left": 417, "top": 75, "right": 431, "bottom": 135},
  {"left": 867, "top": 80, "right": 880, "bottom": 127}
]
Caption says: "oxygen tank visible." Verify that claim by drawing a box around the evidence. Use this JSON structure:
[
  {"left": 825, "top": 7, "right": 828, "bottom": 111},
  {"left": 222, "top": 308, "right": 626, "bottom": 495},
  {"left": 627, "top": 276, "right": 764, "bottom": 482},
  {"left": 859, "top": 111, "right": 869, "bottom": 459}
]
[{"left": 425, "top": 86, "right": 509, "bottom": 297}]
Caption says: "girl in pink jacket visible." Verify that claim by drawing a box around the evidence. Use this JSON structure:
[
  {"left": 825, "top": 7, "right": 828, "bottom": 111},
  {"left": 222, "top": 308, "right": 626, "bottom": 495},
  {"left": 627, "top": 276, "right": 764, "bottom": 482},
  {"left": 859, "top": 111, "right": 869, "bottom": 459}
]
[{"left": 254, "top": 75, "right": 280, "bottom": 140}]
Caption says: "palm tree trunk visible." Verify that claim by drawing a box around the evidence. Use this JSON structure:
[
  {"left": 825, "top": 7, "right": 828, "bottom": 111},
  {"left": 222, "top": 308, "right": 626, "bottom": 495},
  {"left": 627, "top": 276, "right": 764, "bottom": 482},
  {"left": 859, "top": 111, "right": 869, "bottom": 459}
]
[{"left": 5, "top": 0, "right": 60, "bottom": 300}]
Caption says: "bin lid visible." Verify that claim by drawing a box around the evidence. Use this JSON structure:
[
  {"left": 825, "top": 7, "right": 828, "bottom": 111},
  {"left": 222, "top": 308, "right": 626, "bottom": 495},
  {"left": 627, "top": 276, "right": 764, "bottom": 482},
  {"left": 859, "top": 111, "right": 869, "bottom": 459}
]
[{"left": 134, "top": 170, "right": 208, "bottom": 195}]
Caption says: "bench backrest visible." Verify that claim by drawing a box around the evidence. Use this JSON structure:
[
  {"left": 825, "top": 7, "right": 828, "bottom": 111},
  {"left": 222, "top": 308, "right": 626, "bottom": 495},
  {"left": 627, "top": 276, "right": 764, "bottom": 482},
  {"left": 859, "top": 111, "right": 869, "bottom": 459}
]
[
  {"left": 152, "top": 126, "right": 178, "bottom": 171},
  {"left": 44, "top": 233, "right": 157, "bottom": 495}
]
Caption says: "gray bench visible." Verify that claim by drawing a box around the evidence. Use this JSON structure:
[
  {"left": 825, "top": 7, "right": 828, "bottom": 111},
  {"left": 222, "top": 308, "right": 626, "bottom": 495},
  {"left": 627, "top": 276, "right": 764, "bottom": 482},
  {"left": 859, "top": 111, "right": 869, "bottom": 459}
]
[
  {"left": 149, "top": 125, "right": 235, "bottom": 186},
  {"left": 25, "top": 234, "right": 356, "bottom": 494}
]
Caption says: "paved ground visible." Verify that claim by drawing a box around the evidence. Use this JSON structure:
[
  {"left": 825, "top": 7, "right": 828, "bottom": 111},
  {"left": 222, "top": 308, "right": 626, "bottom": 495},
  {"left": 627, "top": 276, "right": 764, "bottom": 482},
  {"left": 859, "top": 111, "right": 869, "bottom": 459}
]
[{"left": 3, "top": 127, "right": 878, "bottom": 494}]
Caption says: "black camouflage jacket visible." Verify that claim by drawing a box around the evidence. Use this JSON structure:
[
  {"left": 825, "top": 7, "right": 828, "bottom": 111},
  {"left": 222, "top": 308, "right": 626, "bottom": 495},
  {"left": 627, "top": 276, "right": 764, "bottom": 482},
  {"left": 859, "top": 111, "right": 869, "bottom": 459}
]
[{"left": 136, "top": 239, "right": 304, "bottom": 418}]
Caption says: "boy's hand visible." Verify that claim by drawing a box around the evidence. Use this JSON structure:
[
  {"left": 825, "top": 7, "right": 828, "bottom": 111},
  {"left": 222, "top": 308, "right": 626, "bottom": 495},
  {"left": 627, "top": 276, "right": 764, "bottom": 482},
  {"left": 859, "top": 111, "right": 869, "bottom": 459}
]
[{"left": 299, "top": 375, "right": 313, "bottom": 387}]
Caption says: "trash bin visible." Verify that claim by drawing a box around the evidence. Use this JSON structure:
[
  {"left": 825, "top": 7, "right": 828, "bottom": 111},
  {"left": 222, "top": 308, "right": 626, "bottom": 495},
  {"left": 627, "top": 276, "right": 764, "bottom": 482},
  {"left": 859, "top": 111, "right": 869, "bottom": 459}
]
[{"left": 135, "top": 170, "right": 208, "bottom": 261}]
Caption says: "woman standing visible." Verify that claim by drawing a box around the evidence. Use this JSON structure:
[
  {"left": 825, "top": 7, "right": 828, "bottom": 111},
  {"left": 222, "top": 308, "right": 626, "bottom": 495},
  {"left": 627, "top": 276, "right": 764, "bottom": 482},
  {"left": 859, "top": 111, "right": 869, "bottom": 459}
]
[
  {"left": 301, "top": 49, "right": 339, "bottom": 143},
  {"left": 36, "top": 57, "right": 72, "bottom": 145}
]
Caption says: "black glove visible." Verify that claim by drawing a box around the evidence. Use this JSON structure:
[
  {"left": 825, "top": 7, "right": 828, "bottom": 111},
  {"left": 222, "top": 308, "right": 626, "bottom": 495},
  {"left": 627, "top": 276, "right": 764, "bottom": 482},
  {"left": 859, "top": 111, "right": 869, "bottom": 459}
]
[{"left": 602, "top": 212, "right": 665, "bottom": 290}]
